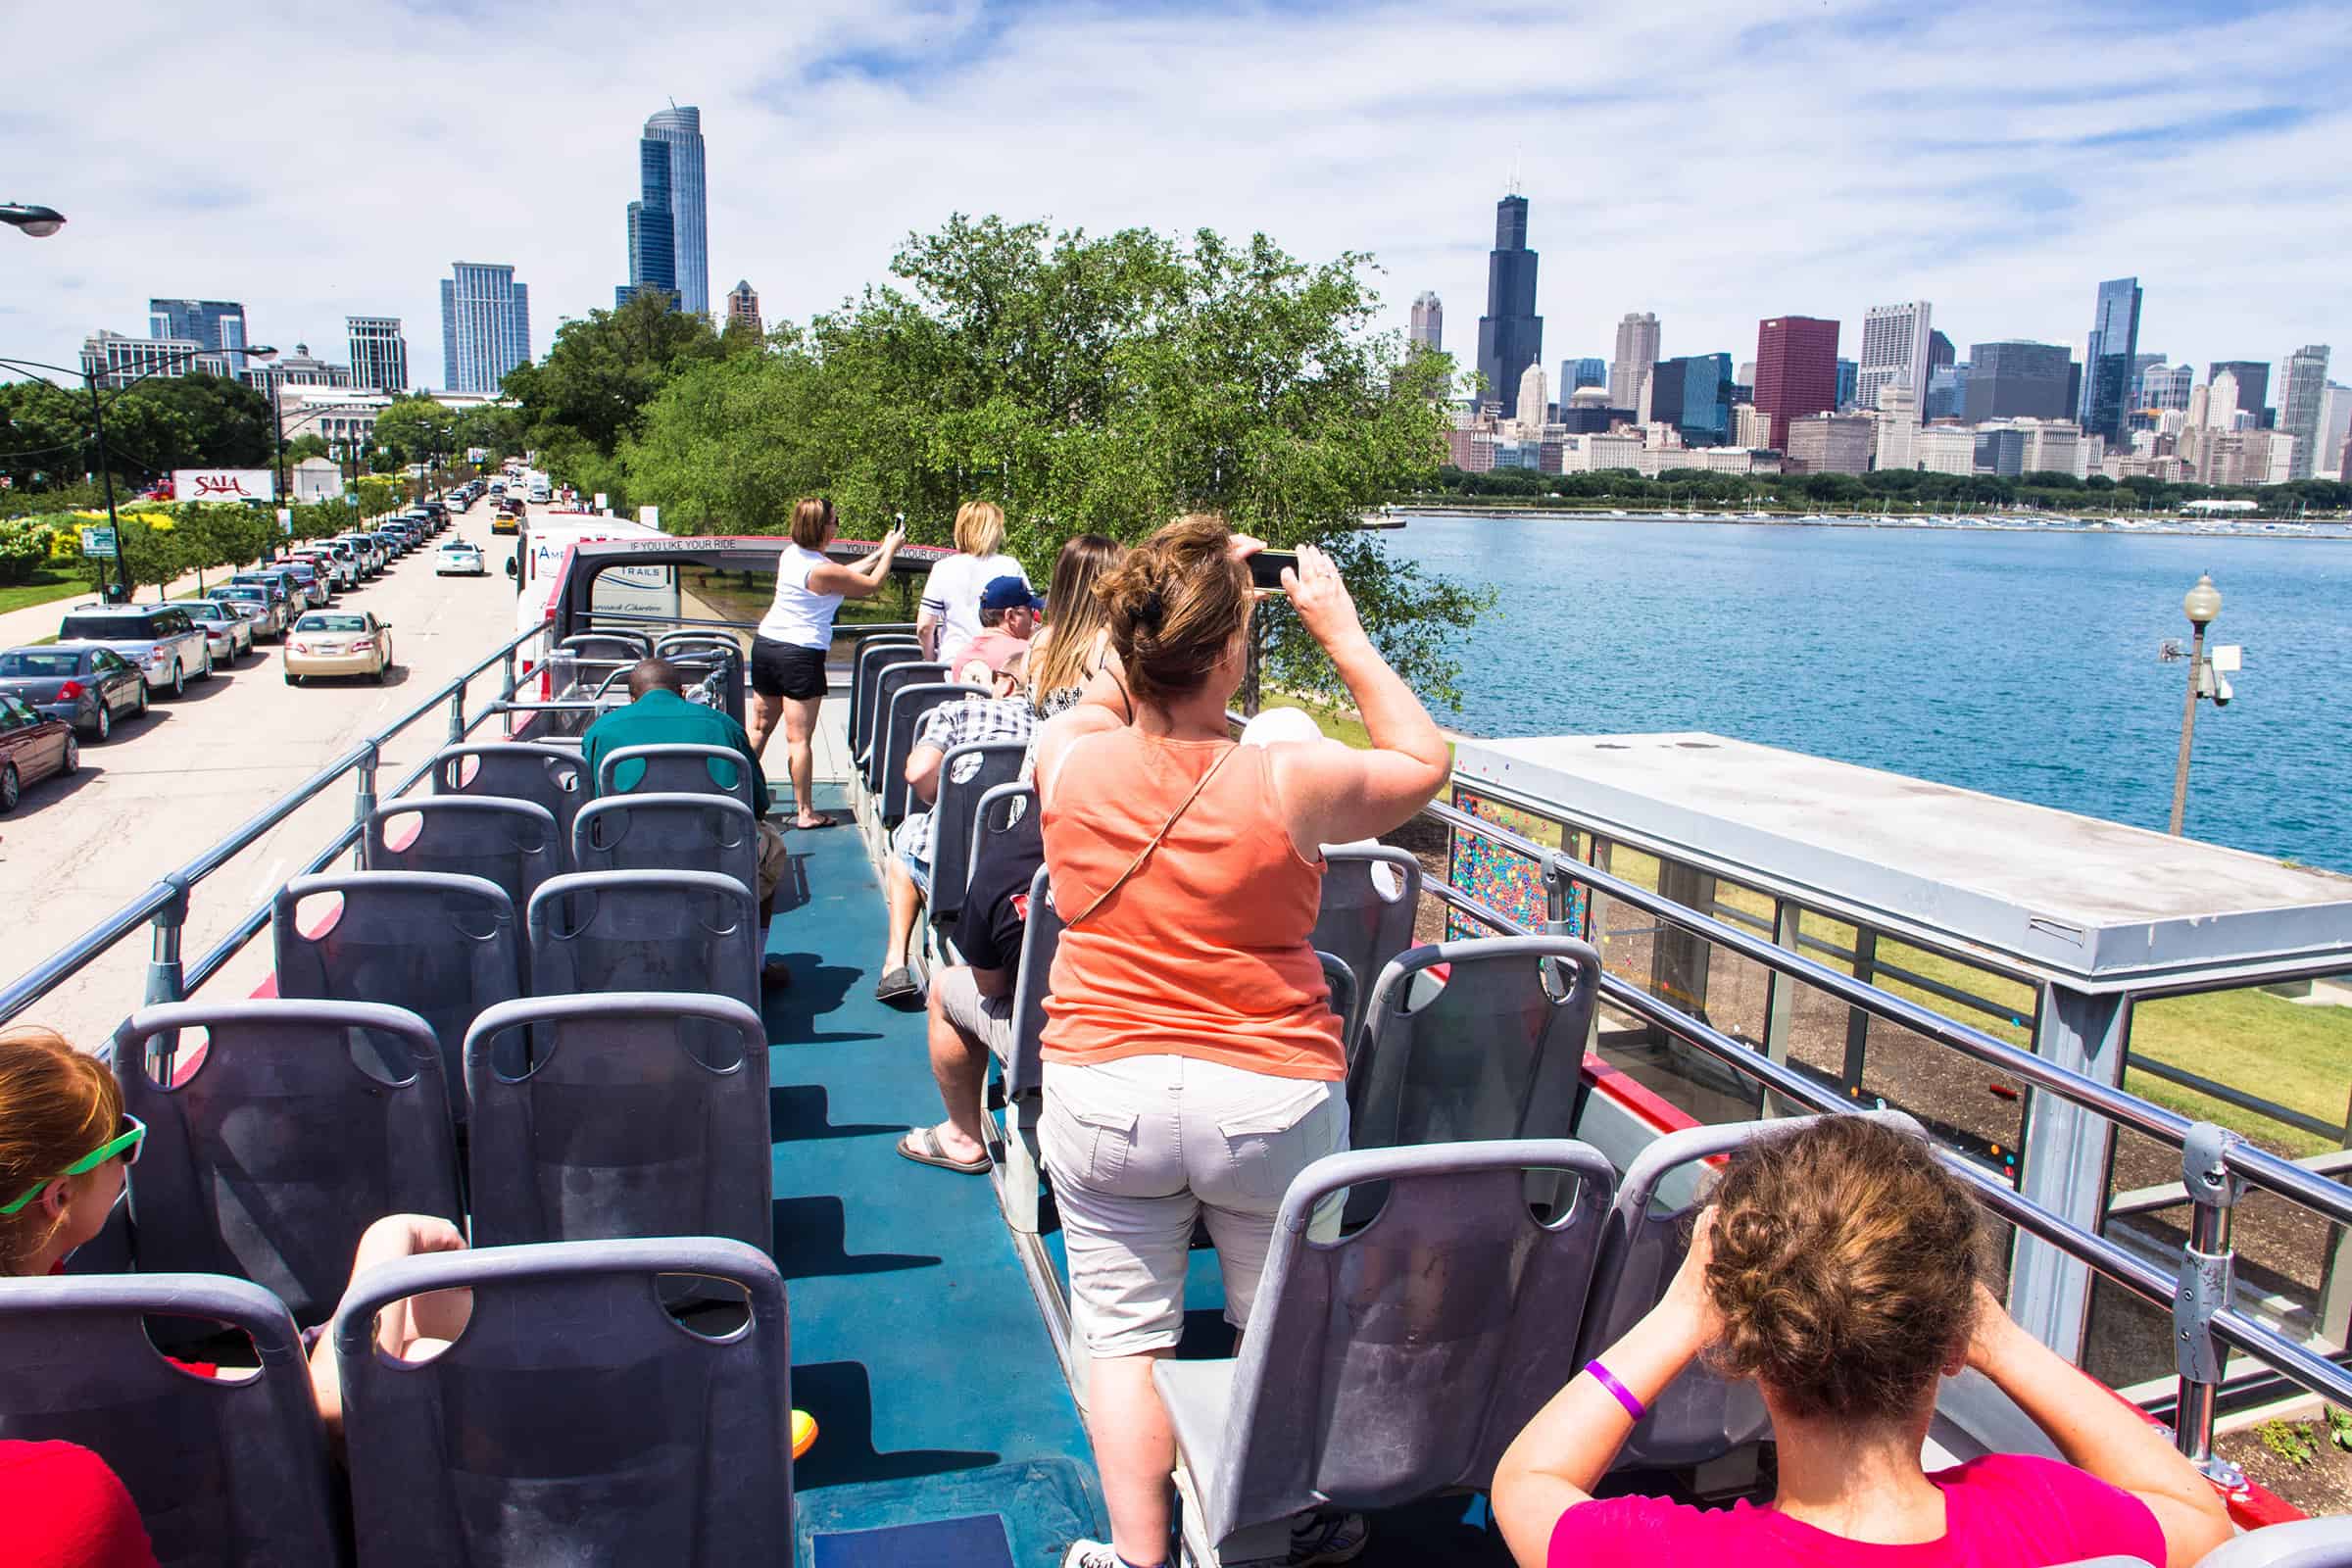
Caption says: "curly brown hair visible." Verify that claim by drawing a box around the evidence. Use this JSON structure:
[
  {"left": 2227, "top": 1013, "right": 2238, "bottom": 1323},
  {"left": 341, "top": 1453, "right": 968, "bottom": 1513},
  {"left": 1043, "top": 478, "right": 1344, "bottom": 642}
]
[
  {"left": 1702, "top": 1116, "right": 1984, "bottom": 1424},
  {"left": 1096, "top": 514, "right": 1250, "bottom": 706}
]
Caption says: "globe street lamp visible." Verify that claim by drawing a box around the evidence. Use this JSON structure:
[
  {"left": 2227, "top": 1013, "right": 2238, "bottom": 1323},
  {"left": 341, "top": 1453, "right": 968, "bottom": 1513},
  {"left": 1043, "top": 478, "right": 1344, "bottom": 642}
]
[
  {"left": 2168, "top": 572, "right": 2223, "bottom": 836},
  {"left": 0, "top": 343, "right": 277, "bottom": 602},
  {"left": 0, "top": 203, "right": 66, "bottom": 237}
]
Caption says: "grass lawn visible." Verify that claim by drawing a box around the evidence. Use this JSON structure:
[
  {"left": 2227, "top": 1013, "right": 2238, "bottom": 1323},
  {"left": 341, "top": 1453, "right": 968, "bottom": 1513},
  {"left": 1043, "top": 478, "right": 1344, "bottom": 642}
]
[{"left": 0, "top": 566, "right": 97, "bottom": 617}]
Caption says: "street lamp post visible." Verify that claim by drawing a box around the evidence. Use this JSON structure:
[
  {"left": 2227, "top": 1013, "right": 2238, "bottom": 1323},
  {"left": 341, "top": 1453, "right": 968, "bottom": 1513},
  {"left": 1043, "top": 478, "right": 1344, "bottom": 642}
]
[
  {"left": 2168, "top": 572, "right": 2223, "bottom": 836},
  {"left": 0, "top": 203, "right": 66, "bottom": 237}
]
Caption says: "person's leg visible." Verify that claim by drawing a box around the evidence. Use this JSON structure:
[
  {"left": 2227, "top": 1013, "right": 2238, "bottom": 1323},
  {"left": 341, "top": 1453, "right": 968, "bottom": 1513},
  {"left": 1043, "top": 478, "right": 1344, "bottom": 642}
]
[
  {"left": 748, "top": 690, "right": 782, "bottom": 759},
  {"left": 879, "top": 857, "right": 922, "bottom": 989},
  {"left": 755, "top": 820, "right": 790, "bottom": 906},
  {"left": 910, "top": 967, "right": 1009, "bottom": 1165},
  {"left": 1042, "top": 1058, "right": 1193, "bottom": 1568},
  {"left": 309, "top": 1214, "right": 469, "bottom": 1439},
  {"left": 781, "top": 695, "right": 825, "bottom": 826}
]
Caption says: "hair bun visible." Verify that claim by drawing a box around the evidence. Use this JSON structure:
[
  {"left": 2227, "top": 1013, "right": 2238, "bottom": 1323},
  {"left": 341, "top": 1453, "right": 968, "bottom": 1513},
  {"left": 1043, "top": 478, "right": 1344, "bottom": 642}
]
[{"left": 1135, "top": 588, "right": 1164, "bottom": 628}]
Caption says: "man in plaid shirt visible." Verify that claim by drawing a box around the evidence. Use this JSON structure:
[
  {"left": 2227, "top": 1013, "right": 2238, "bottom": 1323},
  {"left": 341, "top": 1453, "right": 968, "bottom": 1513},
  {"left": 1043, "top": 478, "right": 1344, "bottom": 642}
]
[{"left": 875, "top": 637, "right": 1035, "bottom": 1004}]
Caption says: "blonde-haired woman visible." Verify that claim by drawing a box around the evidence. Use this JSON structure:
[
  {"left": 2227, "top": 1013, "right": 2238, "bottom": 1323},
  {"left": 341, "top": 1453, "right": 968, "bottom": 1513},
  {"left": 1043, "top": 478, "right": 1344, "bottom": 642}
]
[
  {"left": 750, "top": 498, "right": 903, "bottom": 828},
  {"left": 917, "top": 501, "right": 1029, "bottom": 672}
]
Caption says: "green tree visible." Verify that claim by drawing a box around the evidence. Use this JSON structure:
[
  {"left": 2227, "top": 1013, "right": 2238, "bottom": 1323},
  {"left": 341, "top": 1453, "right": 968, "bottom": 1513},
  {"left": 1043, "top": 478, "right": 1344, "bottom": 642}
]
[
  {"left": 503, "top": 290, "right": 722, "bottom": 460},
  {"left": 281, "top": 433, "right": 331, "bottom": 465},
  {"left": 115, "top": 374, "right": 274, "bottom": 473},
  {"left": 369, "top": 396, "right": 457, "bottom": 467},
  {"left": 620, "top": 215, "right": 1489, "bottom": 701}
]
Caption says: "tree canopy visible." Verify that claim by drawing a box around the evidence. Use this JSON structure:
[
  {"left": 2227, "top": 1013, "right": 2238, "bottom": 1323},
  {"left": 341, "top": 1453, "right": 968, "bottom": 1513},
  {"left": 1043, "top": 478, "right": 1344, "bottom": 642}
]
[{"left": 609, "top": 215, "right": 1485, "bottom": 700}]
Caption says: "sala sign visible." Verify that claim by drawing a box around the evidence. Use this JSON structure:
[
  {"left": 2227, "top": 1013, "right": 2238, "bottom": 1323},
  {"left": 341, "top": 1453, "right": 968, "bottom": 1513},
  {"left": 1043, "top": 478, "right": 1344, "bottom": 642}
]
[{"left": 172, "top": 468, "right": 276, "bottom": 503}]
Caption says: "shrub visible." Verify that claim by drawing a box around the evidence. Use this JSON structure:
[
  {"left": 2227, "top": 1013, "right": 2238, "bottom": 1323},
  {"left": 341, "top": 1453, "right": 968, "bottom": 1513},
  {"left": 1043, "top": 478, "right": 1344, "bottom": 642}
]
[{"left": 0, "top": 517, "right": 53, "bottom": 584}]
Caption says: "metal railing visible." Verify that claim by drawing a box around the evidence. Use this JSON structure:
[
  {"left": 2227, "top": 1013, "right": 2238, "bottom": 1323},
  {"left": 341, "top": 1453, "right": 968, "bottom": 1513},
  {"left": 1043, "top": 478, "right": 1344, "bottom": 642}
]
[
  {"left": 0, "top": 619, "right": 552, "bottom": 1025},
  {"left": 1410, "top": 794, "right": 2352, "bottom": 1479}
]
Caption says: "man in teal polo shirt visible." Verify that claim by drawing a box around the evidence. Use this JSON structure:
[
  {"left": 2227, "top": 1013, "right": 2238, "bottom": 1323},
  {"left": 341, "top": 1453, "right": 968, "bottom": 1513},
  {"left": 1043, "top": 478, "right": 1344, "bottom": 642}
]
[{"left": 581, "top": 657, "right": 792, "bottom": 986}]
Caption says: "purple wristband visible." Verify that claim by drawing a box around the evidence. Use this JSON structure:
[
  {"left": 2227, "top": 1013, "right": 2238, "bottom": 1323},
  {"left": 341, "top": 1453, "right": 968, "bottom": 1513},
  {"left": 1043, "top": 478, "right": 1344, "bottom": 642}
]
[{"left": 1585, "top": 1358, "right": 1646, "bottom": 1421}]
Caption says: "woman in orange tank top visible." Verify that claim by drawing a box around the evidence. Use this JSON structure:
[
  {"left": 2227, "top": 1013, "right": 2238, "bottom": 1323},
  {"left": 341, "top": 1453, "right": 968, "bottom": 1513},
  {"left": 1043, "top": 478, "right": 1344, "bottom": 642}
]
[{"left": 1033, "top": 515, "right": 1449, "bottom": 1568}]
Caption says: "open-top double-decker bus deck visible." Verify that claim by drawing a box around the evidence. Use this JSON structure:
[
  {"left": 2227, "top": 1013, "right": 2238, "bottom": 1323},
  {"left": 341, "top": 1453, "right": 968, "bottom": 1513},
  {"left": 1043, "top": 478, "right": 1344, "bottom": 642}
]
[{"left": 3, "top": 530, "right": 2351, "bottom": 1566}]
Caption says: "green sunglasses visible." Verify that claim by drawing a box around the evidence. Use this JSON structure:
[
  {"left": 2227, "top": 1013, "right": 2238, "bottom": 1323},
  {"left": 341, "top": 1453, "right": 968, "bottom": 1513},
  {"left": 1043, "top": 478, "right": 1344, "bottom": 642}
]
[{"left": 0, "top": 1114, "right": 146, "bottom": 1217}]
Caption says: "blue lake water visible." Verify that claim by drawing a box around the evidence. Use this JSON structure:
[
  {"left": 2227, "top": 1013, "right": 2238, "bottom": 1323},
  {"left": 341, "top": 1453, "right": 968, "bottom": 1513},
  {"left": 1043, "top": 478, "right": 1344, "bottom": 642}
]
[{"left": 1380, "top": 514, "right": 2352, "bottom": 873}]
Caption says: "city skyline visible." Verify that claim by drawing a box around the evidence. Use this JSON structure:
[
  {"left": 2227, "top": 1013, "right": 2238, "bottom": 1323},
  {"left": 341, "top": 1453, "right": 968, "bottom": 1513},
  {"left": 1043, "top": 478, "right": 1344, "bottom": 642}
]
[{"left": 1, "top": 0, "right": 2345, "bottom": 390}]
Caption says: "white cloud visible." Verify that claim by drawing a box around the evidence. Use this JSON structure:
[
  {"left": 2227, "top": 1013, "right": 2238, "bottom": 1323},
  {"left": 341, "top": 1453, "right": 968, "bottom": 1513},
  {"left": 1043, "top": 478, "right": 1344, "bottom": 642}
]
[{"left": 2, "top": 0, "right": 2344, "bottom": 388}]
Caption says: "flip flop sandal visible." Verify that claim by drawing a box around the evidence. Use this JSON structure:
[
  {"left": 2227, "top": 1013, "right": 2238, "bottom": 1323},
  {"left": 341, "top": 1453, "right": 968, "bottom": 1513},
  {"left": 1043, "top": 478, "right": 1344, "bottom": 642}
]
[
  {"left": 896, "top": 1126, "right": 991, "bottom": 1174},
  {"left": 874, "top": 966, "right": 921, "bottom": 1005},
  {"left": 790, "top": 811, "right": 840, "bottom": 829}
]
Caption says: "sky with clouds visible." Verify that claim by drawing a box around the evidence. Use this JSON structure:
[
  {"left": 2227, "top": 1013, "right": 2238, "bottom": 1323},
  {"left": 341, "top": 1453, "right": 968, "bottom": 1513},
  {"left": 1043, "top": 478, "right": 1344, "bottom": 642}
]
[{"left": 3, "top": 0, "right": 2346, "bottom": 390}]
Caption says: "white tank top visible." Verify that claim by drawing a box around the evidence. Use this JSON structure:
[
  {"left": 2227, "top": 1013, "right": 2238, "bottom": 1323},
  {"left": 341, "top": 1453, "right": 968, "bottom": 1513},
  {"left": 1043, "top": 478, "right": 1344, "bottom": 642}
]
[{"left": 757, "top": 543, "right": 845, "bottom": 650}]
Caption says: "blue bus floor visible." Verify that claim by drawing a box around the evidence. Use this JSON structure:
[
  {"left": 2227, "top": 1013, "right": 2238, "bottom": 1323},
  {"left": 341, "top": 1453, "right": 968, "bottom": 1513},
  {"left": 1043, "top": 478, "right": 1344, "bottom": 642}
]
[{"left": 761, "top": 786, "right": 1105, "bottom": 1568}]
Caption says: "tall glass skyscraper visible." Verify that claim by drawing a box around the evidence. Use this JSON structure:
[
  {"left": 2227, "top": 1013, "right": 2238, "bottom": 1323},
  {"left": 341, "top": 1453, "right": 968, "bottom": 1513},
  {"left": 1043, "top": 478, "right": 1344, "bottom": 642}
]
[
  {"left": 2079, "top": 276, "right": 2142, "bottom": 446},
  {"left": 148, "top": 299, "right": 249, "bottom": 376},
  {"left": 440, "top": 262, "right": 531, "bottom": 393},
  {"left": 637, "top": 106, "right": 708, "bottom": 316},
  {"left": 1475, "top": 195, "right": 1542, "bottom": 419}
]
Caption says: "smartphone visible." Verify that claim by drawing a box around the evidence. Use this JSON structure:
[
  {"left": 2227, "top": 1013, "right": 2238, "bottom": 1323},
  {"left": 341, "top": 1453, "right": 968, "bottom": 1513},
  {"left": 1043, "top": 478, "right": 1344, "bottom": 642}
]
[{"left": 1247, "top": 549, "right": 1298, "bottom": 591}]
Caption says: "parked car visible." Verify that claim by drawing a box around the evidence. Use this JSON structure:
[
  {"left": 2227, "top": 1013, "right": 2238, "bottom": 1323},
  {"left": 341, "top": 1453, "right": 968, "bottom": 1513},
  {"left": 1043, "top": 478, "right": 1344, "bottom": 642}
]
[
  {"left": 296, "top": 542, "right": 358, "bottom": 589},
  {"left": 214, "top": 584, "right": 287, "bottom": 641},
  {"left": 435, "top": 540, "right": 487, "bottom": 576},
  {"left": 0, "top": 644, "right": 146, "bottom": 739},
  {"left": 230, "top": 568, "right": 301, "bottom": 612},
  {"left": 275, "top": 559, "right": 331, "bottom": 607},
  {"left": 0, "top": 694, "right": 76, "bottom": 810},
  {"left": 183, "top": 598, "right": 256, "bottom": 662},
  {"left": 284, "top": 611, "right": 394, "bottom": 686},
  {"left": 53, "top": 605, "right": 212, "bottom": 697}
]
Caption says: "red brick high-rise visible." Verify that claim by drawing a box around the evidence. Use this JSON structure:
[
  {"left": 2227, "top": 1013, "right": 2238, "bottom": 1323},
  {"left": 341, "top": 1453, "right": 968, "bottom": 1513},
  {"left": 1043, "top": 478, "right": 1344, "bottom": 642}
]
[{"left": 1754, "top": 317, "right": 1841, "bottom": 450}]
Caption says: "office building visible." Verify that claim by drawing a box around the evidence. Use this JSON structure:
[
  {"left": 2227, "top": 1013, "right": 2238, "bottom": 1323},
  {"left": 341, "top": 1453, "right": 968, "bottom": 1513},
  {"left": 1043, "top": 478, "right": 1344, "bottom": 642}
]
[
  {"left": 620, "top": 122, "right": 678, "bottom": 310},
  {"left": 726, "top": 280, "right": 762, "bottom": 337},
  {"left": 1985, "top": 417, "right": 2090, "bottom": 479},
  {"left": 1476, "top": 195, "right": 1543, "bottom": 420},
  {"left": 1856, "top": 300, "right": 1934, "bottom": 415},
  {"left": 2078, "top": 277, "right": 2142, "bottom": 447},
  {"left": 1916, "top": 424, "right": 1976, "bottom": 476},
  {"left": 346, "top": 317, "right": 410, "bottom": 395},
  {"left": 2277, "top": 345, "right": 2330, "bottom": 480},
  {"left": 1515, "top": 364, "right": 1549, "bottom": 432},
  {"left": 2314, "top": 384, "right": 2352, "bottom": 478},
  {"left": 251, "top": 344, "right": 352, "bottom": 392},
  {"left": 1965, "top": 341, "right": 2074, "bottom": 422},
  {"left": 2196, "top": 427, "right": 2294, "bottom": 486},
  {"left": 1873, "top": 382, "right": 1920, "bottom": 471},
  {"left": 81, "top": 329, "right": 228, "bottom": 389},
  {"left": 2205, "top": 369, "right": 2246, "bottom": 430},
  {"left": 1734, "top": 403, "right": 1774, "bottom": 449},
  {"left": 1974, "top": 426, "right": 2026, "bottom": 477},
  {"left": 1753, "top": 316, "right": 1840, "bottom": 450},
  {"left": 148, "top": 298, "right": 249, "bottom": 377},
  {"left": 1926, "top": 363, "right": 1969, "bottom": 421},
  {"left": 1563, "top": 356, "right": 1606, "bottom": 390},
  {"left": 1737, "top": 360, "right": 1756, "bottom": 389},
  {"left": 1409, "top": 291, "right": 1443, "bottom": 353},
  {"left": 1609, "top": 313, "right": 1660, "bottom": 420},
  {"left": 1835, "top": 359, "right": 1858, "bottom": 411},
  {"left": 440, "top": 262, "right": 531, "bottom": 393},
  {"left": 641, "top": 105, "right": 709, "bottom": 316},
  {"left": 1928, "top": 330, "right": 1956, "bottom": 375},
  {"left": 2207, "top": 361, "right": 2271, "bottom": 425},
  {"left": 2138, "top": 363, "right": 2192, "bottom": 412},
  {"left": 1647, "top": 353, "right": 1734, "bottom": 446},
  {"left": 1784, "top": 413, "right": 1874, "bottom": 474}
]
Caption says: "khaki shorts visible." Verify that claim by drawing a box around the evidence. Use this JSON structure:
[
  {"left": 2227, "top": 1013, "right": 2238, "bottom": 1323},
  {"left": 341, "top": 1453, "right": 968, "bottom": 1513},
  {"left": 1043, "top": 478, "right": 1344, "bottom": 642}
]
[
  {"left": 755, "top": 820, "right": 789, "bottom": 905},
  {"left": 1041, "top": 1054, "right": 1348, "bottom": 1358},
  {"left": 933, "top": 965, "right": 1012, "bottom": 1060}
]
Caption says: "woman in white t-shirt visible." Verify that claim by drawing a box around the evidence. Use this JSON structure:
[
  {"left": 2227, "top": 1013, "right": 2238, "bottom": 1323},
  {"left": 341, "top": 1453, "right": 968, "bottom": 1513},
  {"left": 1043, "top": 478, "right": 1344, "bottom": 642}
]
[
  {"left": 751, "top": 497, "right": 902, "bottom": 828},
  {"left": 917, "top": 501, "right": 1029, "bottom": 670}
]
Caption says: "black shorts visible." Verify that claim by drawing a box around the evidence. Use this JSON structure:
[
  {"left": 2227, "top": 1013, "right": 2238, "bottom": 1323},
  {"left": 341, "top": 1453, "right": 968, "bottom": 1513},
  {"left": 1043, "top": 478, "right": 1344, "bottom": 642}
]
[{"left": 752, "top": 637, "right": 828, "bottom": 701}]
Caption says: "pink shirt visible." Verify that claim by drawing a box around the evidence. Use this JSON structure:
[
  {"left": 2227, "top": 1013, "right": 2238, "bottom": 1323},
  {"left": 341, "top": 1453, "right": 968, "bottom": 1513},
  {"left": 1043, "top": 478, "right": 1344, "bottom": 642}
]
[{"left": 1547, "top": 1453, "right": 2166, "bottom": 1568}]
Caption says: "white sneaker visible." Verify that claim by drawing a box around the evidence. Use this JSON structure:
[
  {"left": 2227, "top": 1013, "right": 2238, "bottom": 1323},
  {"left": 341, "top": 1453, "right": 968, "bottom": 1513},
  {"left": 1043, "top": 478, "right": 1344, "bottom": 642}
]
[{"left": 1060, "top": 1543, "right": 1135, "bottom": 1568}]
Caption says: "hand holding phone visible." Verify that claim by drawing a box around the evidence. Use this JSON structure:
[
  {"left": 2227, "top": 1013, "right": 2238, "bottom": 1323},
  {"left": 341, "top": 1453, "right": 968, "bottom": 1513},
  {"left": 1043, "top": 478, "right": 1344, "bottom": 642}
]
[{"left": 1247, "top": 549, "right": 1299, "bottom": 591}]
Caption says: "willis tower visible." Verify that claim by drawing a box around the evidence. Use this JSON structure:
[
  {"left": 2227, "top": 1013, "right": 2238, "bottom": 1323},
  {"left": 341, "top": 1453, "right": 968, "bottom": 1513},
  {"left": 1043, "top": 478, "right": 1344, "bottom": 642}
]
[{"left": 1478, "top": 194, "right": 1543, "bottom": 419}]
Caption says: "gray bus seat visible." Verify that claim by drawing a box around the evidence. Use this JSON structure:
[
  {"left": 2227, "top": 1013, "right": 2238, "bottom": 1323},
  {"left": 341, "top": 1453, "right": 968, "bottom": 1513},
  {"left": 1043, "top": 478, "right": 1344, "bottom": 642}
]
[
  {"left": 1311, "top": 845, "right": 1421, "bottom": 1053},
  {"left": 859, "top": 662, "right": 950, "bottom": 786},
  {"left": 0, "top": 1271, "right": 342, "bottom": 1567},
  {"left": 1575, "top": 1109, "right": 1923, "bottom": 1472},
  {"left": 2194, "top": 1520, "right": 2352, "bottom": 1567},
  {"left": 999, "top": 864, "right": 1064, "bottom": 1235},
  {"left": 272, "top": 871, "right": 524, "bottom": 1124},
  {"left": 557, "top": 630, "right": 653, "bottom": 666},
  {"left": 465, "top": 992, "right": 772, "bottom": 1252},
  {"left": 431, "top": 742, "right": 587, "bottom": 849},
  {"left": 573, "top": 792, "right": 760, "bottom": 899},
  {"left": 1350, "top": 936, "right": 1601, "bottom": 1154},
  {"left": 595, "top": 742, "right": 757, "bottom": 811},
  {"left": 112, "top": 1000, "right": 461, "bottom": 1328},
  {"left": 655, "top": 630, "right": 744, "bottom": 662},
  {"left": 1315, "top": 950, "right": 1358, "bottom": 1041},
  {"left": 848, "top": 639, "right": 924, "bottom": 766},
  {"left": 927, "top": 742, "right": 1029, "bottom": 939},
  {"left": 528, "top": 869, "right": 760, "bottom": 1013},
  {"left": 1153, "top": 1140, "right": 1617, "bottom": 1567},
  {"left": 876, "top": 684, "right": 981, "bottom": 821},
  {"left": 364, "top": 796, "right": 560, "bottom": 916},
  {"left": 331, "top": 1237, "right": 791, "bottom": 1566}
]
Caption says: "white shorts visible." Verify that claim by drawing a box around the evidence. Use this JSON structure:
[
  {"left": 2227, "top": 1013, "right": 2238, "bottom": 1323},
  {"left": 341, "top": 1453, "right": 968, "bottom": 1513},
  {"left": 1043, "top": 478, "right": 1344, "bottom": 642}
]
[{"left": 1041, "top": 1054, "right": 1348, "bottom": 1358}]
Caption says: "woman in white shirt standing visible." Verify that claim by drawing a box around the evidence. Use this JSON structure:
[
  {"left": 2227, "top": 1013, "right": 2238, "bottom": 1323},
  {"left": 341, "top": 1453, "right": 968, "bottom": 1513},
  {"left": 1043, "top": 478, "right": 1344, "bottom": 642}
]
[
  {"left": 917, "top": 501, "right": 1029, "bottom": 670},
  {"left": 751, "top": 497, "right": 902, "bottom": 828}
]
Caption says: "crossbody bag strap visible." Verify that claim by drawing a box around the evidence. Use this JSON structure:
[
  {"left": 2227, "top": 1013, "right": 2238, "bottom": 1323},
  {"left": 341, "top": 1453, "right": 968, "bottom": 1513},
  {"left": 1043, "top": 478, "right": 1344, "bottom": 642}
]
[{"left": 1065, "top": 743, "right": 1241, "bottom": 930}]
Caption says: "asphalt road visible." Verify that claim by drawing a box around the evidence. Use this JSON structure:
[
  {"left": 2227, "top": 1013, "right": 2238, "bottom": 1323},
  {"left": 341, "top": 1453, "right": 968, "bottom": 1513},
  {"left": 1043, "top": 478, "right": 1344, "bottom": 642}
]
[{"left": 0, "top": 494, "right": 538, "bottom": 1050}]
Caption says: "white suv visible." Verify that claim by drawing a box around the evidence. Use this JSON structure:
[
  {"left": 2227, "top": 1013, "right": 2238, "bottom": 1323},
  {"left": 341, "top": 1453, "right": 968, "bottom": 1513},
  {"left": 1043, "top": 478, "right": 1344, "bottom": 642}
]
[{"left": 54, "top": 604, "right": 213, "bottom": 698}]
